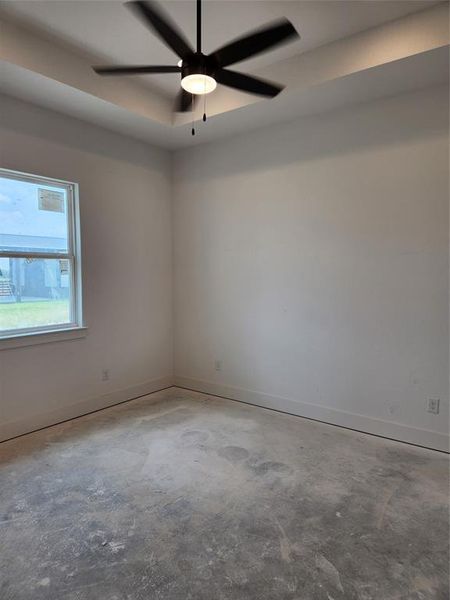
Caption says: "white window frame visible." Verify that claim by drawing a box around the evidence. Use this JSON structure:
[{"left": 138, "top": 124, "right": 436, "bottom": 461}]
[{"left": 0, "top": 168, "right": 85, "bottom": 346}]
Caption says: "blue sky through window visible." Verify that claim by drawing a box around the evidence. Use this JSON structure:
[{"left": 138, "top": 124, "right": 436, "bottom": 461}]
[{"left": 0, "top": 175, "right": 68, "bottom": 252}]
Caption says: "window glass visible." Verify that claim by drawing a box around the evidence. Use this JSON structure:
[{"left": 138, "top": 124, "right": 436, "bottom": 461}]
[
  {"left": 0, "top": 169, "right": 81, "bottom": 338},
  {"left": 0, "top": 258, "right": 71, "bottom": 331},
  {"left": 0, "top": 175, "right": 69, "bottom": 254}
]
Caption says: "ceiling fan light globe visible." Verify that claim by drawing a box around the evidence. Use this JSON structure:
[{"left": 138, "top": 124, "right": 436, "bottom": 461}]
[{"left": 181, "top": 74, "right": 217, "bottom": 95}]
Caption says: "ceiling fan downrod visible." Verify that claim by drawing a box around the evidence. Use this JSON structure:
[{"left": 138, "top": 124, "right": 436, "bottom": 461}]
[{"left": 197, "top": 0, "right": 201, "bottom": 54}]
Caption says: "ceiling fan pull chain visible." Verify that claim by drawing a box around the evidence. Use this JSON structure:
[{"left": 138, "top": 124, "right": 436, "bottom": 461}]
[
  {"left": 203, "top": 82, "right": 207, "bottom": 122},
  {"left": 191, "top": 94, "right": 196, "bottom": 135}
]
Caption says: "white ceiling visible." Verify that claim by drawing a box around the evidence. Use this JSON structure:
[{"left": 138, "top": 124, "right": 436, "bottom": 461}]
[
  {"left": 3, "top": 45, "right": 447, "bottom": 150},
  {"left": 1, "top": 1, "right": 447, "bottom": 149},
  {"left": 0, "top": 0, "right": 438, "bottom": 97}
]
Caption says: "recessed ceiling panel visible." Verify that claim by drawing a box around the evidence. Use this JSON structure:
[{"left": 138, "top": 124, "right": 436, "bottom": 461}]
[{"left": 0, "top": 0, "right": 438, "bottom": 97}]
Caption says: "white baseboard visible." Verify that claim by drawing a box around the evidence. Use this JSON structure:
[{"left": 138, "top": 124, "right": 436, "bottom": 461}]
[
  {"left": 0, "top": 375, "right": 174, "bottom": 443},
  {"left": 3, "top": 374, "right": 448, "bottom": 453},
  {"left": 174, "top": 376, "right": 449, "bottom": 453}
]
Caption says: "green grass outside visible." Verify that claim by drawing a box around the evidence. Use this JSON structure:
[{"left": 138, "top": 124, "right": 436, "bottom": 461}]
[{"left": 0, "top": 300, "right": 70, "bottom": 331}]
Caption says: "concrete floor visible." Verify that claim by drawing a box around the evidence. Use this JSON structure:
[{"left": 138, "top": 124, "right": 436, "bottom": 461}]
[{"left": 0, "top": 388, "right": 448, "bottom": 600}]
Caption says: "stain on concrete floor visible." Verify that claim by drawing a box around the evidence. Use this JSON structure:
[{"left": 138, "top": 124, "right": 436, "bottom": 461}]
[{"left": 0, "top": 387, "right": 448, "bottom": 599}]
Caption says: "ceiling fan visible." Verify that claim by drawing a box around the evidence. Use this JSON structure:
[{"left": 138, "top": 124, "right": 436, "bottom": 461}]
[{"left": 93, "top": 0, "right": 300, "bottom": 114}]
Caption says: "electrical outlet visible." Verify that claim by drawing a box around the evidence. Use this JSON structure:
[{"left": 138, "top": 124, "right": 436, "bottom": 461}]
[
  {"left": 427, "top": 399, "right": 440, "bottom": 415},
  {"left": 101, "top": 369, "right": 110, "bottom": 382},
  {"left": 214, "top": 360, "right": 222, "bottom": 372}
]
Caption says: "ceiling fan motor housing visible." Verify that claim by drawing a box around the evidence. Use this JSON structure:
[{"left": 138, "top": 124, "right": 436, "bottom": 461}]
[{"left": 181, "top": 53, "right": 218, "bottom": 80}]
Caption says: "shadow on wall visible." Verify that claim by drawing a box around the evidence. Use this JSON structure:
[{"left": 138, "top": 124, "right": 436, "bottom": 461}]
[
  {"left": 0, "top": 93, "right": 168, "bottom": 171},
  {"left": 173, "top": 85, "right": 449, "bottom": 181}
]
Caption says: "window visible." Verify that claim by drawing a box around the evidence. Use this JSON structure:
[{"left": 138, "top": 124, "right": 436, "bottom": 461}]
[{"left": 0, "top": 168, "right": 83, "bottom": 340}]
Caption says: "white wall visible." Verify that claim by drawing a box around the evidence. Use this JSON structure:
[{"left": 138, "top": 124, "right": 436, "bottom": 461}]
[
  {"left": 1, "top": 86, "right": 448, "bottom": 452},
  {"left": 173, "top": 85, "right": 449, "bottom": 452},
  {"left": 0, "top": 95, "right": 173, "bottom": 440}
]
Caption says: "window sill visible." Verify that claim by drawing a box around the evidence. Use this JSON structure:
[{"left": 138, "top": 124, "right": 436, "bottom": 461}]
[{"left": 0, "top": 326, "right": 88, "bottom": 350}]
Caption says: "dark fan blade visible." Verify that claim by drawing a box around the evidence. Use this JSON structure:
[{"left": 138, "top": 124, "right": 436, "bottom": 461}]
[
  {"left": 127, "top": 1, "right": 194, "bottom": 58},
  {"left": 175, "top": 89, "right": 195, "bottom": 112},
  {"left": 216, "top": 69, "right": 283, "bottom": 97},
  {"left": 93, "top": 65, "right": 181, "bottom": 75},
  {"left": 210, "top": 18, "right": 298, "bottom": 68}
]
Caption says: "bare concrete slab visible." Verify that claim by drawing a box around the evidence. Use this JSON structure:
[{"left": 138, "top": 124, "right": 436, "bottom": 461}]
[{"left": 0, "top": 387, "right": 448, "bottom": 599}]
